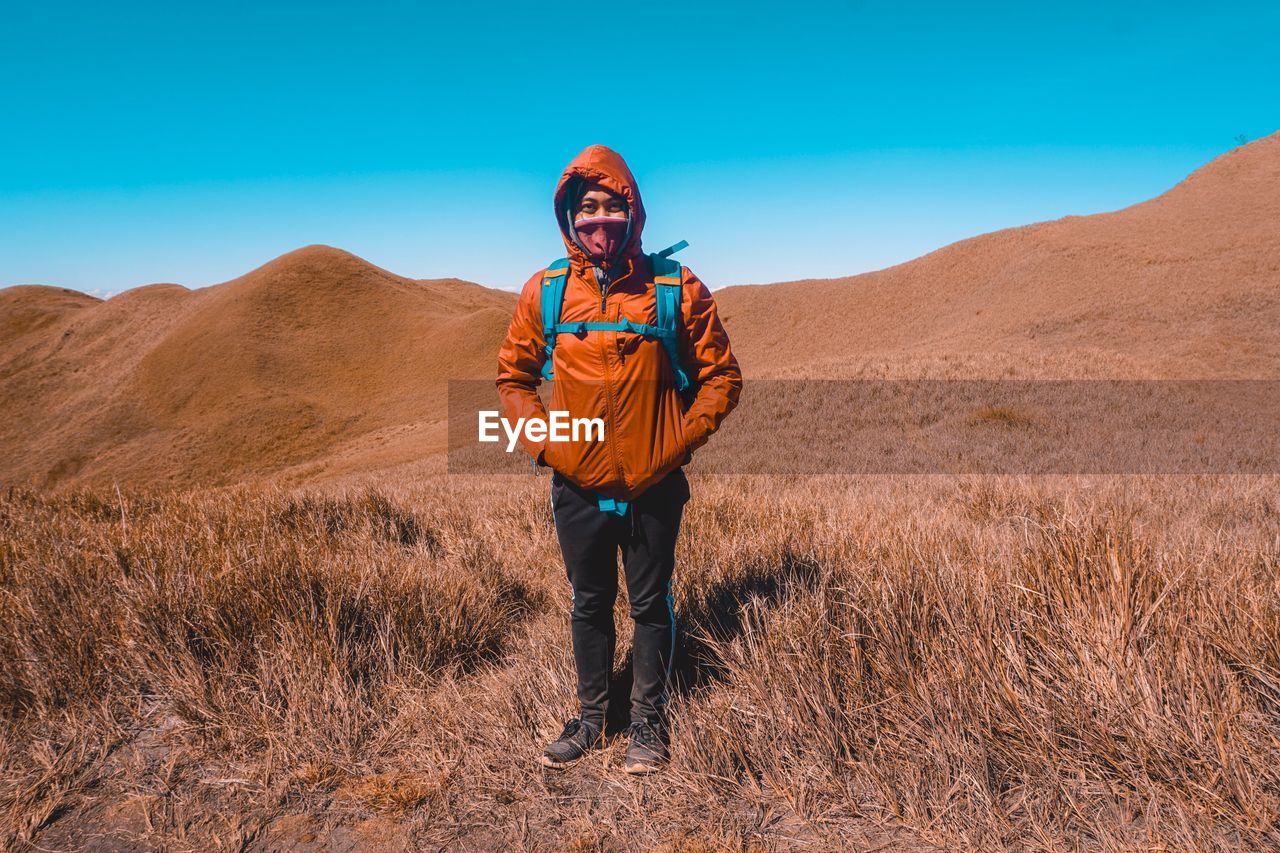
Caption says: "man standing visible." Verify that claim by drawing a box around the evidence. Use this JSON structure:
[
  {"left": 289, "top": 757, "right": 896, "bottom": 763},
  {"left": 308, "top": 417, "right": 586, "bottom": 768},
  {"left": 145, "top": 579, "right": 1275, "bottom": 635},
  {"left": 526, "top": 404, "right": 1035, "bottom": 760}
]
[{"left": 496, "top": 144, "right": 741, "bottom": 774}]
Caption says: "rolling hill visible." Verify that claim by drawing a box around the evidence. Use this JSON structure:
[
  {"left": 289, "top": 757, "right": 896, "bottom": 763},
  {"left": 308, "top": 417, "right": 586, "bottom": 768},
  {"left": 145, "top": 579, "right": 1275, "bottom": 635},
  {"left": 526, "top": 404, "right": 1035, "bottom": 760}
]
[
  {"left": 0, "top": 246, "right": 514, "bottom": 490},
  {"left": 2, "top": 132, "right": 1277, "bottom": 490},
  {"left": 715, "top": 132, "right": 1280, "bottom": 379}
]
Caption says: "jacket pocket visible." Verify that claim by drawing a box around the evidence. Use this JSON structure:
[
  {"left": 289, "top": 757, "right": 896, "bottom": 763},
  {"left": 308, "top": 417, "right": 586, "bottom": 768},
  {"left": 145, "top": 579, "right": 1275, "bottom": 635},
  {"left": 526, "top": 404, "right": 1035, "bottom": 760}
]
[
  {"left": 542, "top": 432, "right": 564, "bottom": 473},
  {"left": 655, "top": 415, "right": 691, "bottom": 474}
]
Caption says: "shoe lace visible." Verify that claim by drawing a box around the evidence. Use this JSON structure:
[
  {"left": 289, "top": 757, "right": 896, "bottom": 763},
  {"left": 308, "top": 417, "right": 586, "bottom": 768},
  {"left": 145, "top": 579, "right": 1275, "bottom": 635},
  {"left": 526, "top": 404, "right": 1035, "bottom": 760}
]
[
  {"left": 627, "top": 721, "right": 662, "bottom": 748},
  {"left": 558, "top": 717, "right": 598, "bottom": 744}
]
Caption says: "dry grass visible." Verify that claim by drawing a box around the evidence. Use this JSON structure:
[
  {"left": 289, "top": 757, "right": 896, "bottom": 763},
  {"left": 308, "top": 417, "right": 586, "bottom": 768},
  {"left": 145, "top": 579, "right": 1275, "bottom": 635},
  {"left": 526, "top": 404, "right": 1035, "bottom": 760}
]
[
  {"left": 966, "top": 405, "right": 1038, "bottom": 428},
  {"left": 2, "top": 473, "right": 1279, "bottom": 849}
]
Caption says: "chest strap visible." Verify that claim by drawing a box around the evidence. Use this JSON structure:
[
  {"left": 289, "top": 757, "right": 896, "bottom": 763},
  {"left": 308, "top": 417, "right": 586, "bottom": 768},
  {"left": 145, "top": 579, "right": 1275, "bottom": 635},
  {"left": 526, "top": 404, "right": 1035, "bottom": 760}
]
[{"left": 549, "top": 318, "right": 677, "bottom": 339}]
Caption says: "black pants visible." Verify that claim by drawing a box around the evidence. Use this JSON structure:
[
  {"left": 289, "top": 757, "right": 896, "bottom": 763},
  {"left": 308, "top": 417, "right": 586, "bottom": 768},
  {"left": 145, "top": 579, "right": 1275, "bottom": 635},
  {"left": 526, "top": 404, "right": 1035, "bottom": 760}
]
[{"left": 550, "top": 467, "right": 690, "bottom": 729}]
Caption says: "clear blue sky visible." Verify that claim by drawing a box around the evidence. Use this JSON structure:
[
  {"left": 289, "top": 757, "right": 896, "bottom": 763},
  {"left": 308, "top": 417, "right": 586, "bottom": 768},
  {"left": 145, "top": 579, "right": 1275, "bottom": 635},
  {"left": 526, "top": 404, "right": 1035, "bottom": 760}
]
[{"left": 2, "top": 1, "right": 1276, "bottom": 296}]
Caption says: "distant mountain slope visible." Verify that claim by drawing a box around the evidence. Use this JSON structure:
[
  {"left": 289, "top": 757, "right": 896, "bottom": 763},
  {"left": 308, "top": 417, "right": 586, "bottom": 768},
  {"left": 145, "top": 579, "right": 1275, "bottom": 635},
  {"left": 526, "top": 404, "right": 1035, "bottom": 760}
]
[
  {"left": 0, "top": 245, "right": 514, "bottom": 490},
  {"left": 715, "top": 132, "right": 1280, "bottom": 378}
]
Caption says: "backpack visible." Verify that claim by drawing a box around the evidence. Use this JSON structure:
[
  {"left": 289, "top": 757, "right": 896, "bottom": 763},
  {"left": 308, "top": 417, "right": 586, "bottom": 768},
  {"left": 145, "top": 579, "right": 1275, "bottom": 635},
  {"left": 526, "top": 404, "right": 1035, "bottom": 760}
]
[{"left": 537, "top": 240, "right": 693, "bottom": 393}]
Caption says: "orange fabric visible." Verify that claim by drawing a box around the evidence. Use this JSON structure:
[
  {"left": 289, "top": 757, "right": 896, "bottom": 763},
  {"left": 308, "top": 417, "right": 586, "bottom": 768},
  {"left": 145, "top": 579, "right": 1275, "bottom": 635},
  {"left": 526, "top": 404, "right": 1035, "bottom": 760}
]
[{"left": 496, "top": 144, "right": 743, "bottom": 499}]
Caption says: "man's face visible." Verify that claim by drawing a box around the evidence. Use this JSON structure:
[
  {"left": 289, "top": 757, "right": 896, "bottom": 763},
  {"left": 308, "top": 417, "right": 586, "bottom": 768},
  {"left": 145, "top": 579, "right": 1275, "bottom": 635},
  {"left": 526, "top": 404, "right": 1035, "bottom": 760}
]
[{"left": 575, "top": 182, "right": 627, "bottom": 220}]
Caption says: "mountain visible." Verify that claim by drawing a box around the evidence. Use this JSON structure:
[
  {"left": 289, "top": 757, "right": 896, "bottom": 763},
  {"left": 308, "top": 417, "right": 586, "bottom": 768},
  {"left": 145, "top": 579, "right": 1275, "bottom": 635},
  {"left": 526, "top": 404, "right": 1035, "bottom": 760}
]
[
  {"left": 0, "top": 245, "right": 514, "bottom": 490},
  {"left": 715, "top": 132, "right": 1280, "bottom": 379},
  {"left": 2, "top": 132, "right": 1277, "bottom": 490}
]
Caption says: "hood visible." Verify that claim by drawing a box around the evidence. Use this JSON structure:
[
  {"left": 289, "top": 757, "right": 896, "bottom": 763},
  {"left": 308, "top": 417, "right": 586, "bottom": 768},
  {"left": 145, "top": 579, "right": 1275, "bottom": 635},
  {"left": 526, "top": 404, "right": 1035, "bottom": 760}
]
[{"left": 553, "top": 144, "right": 647, "bottom": 274}]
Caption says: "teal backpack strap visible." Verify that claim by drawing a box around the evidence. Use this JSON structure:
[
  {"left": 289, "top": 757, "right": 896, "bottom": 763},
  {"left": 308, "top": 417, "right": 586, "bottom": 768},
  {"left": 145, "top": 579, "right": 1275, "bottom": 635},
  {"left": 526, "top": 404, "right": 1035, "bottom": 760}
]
[
  {"left": 594, "top": 493, "right": 629, "bottom": 516},
  {"left": 656, "top": 239, "right": 688, "bottom": 259},
  {"left": 538, "top": 259, "right": 571, "bottom": 381},
  {"left": 649, "top": 248, "right": 692, "bottom": 392}
]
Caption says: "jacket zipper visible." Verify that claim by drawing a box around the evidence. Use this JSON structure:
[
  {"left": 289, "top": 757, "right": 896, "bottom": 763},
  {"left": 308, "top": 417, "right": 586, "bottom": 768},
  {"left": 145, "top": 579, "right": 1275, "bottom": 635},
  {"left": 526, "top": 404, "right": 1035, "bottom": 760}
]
[{"left": 593, "top": 264, "right": 627, "bottom": 489}]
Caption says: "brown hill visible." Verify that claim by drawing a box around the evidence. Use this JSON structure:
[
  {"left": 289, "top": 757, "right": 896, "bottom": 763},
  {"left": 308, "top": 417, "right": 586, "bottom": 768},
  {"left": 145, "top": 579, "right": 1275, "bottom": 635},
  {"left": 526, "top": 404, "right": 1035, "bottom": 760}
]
[
  {"left": 0, "top": 245, "right": 514, "bottom": 491},
  {"left": 716, "top": 131, "right": 1280, "bottom": 379},
  {"left": 2, "top": 133, "right": 1277, "bottom": 491}
]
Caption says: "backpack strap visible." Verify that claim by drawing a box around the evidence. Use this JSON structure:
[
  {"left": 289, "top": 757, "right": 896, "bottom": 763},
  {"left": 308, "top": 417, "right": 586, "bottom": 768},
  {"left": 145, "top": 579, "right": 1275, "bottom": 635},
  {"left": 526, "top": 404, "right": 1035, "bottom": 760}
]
[
  {"left": 538, "top": 249, "right": 692, "bottom": 392},
  {"left": 595, "top": 494, "right": 629, "bottom": 516},
  {"left": 649, "top": 249, "right": 692, "bottom": 392},
  {"left": 656, "top": 239, "right": 688, "bottom": 259},
  {"left": 538, "top": 258, "right": 571, "bottom": 381}
]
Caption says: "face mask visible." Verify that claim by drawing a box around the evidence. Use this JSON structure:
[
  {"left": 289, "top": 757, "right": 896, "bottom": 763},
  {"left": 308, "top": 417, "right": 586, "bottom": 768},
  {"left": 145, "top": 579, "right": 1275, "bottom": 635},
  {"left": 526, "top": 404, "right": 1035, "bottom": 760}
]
[{"left": 573, "top": 214, "right": 628, "bottom": 261}]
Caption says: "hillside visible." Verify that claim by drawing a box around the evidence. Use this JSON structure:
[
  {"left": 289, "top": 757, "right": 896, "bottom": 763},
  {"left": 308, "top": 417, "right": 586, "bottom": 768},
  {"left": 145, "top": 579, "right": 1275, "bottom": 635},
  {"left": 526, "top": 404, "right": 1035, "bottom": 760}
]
[
  {"left": 2, "top": 133, "right": 1278, "bottom": 490},
  {"left": 716, "top": 132, "right": 1280, "bottom": 379},
  {"left": 0, "top": 246, "right": 514, "bottom": 490}
]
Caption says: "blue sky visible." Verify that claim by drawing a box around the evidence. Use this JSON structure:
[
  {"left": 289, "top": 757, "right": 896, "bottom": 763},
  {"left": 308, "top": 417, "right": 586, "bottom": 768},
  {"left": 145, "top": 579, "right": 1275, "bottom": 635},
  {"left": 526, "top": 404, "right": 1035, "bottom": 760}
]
[{"left": 2, "top": 1, "right": 1277, "bottom": 296}]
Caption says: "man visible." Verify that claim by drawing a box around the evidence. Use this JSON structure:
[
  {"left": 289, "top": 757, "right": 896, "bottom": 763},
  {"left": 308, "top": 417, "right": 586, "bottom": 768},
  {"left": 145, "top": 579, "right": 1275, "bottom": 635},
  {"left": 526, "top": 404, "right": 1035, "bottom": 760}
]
[{"left": 496, "top": 143, "right": 741, "bottom": 774}]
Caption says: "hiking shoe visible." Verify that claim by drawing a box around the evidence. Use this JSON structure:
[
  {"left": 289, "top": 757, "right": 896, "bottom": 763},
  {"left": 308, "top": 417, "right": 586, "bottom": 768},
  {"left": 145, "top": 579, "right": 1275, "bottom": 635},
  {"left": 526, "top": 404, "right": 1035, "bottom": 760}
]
[
  {"left": 622, "top": 721, "right": 669, "bottom": 775},
  {"left": 540, "top": 717, "right": 603, "bottom": 769}
]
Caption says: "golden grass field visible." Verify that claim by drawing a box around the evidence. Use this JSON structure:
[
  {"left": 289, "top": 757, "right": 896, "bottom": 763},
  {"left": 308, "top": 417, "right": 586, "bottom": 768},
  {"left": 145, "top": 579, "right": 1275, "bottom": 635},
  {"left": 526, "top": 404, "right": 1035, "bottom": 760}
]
[{"left": 3, "top": 471, "right": 1280, "bottom": 849}]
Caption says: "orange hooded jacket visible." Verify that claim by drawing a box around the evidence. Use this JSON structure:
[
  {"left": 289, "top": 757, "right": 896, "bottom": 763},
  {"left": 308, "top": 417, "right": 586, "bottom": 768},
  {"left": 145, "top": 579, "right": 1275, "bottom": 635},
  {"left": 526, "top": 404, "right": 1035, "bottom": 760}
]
[{"left": 496, "top": 144, "right": 742, "bottom": 500}]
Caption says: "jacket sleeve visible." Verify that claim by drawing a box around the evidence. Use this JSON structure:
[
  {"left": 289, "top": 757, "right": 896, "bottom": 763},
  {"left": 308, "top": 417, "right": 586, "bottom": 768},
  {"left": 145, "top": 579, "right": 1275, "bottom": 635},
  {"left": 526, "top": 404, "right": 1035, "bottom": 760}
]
[
  {"left": 678, "top": 265, "right": 743, "bottom": 455},
  {"left": 496, "top": 269, "right": 553, "bottom": 463}
]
